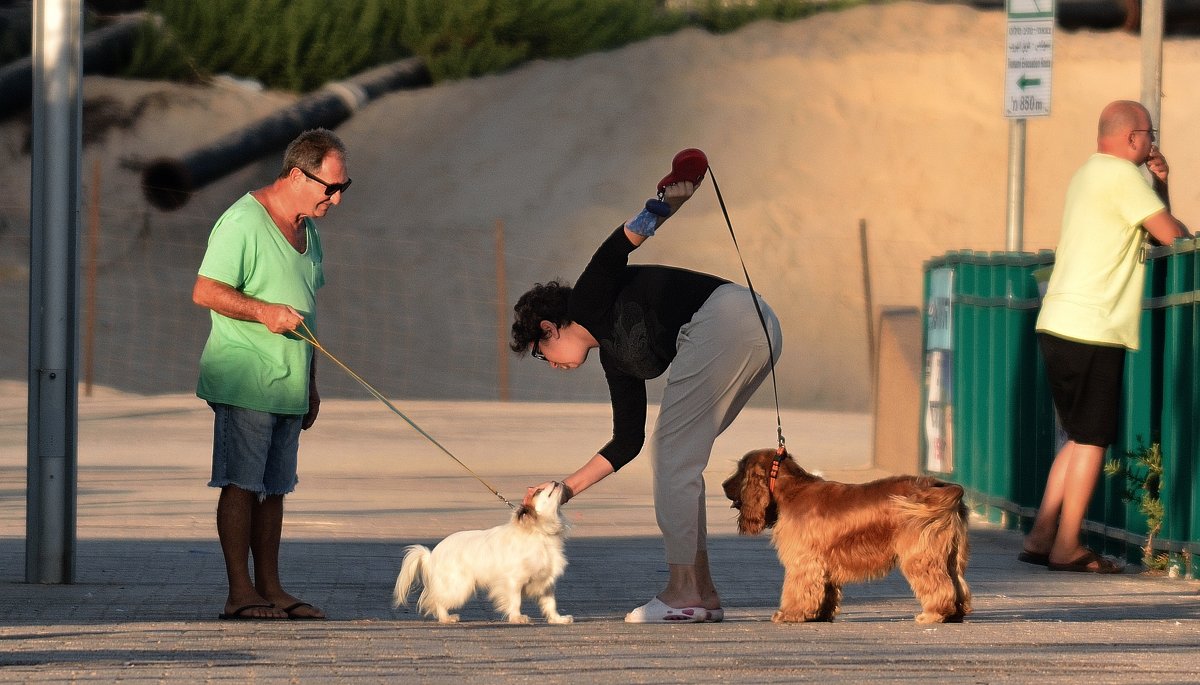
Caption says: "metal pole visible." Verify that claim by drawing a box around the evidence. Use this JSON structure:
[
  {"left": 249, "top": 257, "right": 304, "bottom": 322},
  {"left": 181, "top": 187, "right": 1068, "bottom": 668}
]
[
  {"left": 494, "top": 219, "right": 510, "bottom": 402},
  {"left": 1005, "top": 118, "right": 1026, "bottom": 252},
  {"left": 1141, "top": 0, "right": 1164, "bottom": 129},
  {"left": 27, "top": 0, "right": 82, "bottom": 584}
]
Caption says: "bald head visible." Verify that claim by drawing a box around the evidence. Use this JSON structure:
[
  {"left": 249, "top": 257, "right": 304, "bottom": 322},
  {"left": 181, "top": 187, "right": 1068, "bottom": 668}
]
[{"left": 1097, "top": 100, "right": 1154, "bottom": 163}]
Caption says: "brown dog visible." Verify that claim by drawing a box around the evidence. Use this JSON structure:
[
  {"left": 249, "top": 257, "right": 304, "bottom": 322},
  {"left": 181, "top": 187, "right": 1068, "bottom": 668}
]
[{"left": 722, "top": 449, "right": 971, "bottom": 624}]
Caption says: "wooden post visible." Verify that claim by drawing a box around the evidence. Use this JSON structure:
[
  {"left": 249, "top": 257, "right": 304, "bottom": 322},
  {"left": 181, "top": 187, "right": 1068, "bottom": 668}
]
[
  {"left": 859, "top": 218, "right": 875, "bottom": 387},
  {"left": 495, "top": 219, "right": 510, "bottom": 401}
]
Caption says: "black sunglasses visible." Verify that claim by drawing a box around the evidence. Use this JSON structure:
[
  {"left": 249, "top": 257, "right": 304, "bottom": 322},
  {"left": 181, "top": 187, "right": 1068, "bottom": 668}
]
[
  {"left": 299, "top": 167, "right": 352, "bottom": 196},
  {"left": 531, "top": 340, "right": 546, "bottom": 361}
]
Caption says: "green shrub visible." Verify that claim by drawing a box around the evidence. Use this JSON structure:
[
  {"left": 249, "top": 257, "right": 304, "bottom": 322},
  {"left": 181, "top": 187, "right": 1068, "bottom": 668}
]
[
  {"left": 402, "top": 0, "right": 685, "bottom": 81},
  {"left": 689, "top": 0, "right": 846, "bottom": 33},
  {"left": 127, "top": 0, "right": 411, "bottom": 91},
  {"left": 124, "top": 0, "right": 844, "bottom": 91}
]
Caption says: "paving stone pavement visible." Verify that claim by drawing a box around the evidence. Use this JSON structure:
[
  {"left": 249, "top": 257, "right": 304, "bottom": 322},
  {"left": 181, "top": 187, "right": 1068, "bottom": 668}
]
[{"left": 2, "top": 391, "right": 1199, "bottom": 683}]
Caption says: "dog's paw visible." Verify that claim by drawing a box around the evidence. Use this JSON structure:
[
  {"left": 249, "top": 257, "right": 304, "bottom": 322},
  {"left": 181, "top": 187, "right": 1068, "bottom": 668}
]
[
  {"left": 773, "top": 610, "right": 832, "bottom": 623},
  {"left": 915, "top": 611, "right": 952, "bottom": 624},
  {"left": 548, "top": 614, "right": 574, "bottom": 625},
  {"left": 437, "top": 613, "right": 460, "bottom": 624},
  {"left": 507, "top": 614, "right": 532, "bottom": 624}
]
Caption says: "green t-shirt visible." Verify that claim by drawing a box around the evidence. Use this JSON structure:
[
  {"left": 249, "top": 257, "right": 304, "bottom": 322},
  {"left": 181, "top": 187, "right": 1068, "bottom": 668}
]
[
  {"left": 1037, "top": 153, "right": 1165, "bottom": 351},
  {"left": 196, "top": 193, "right": 325, "bottom": 414}
]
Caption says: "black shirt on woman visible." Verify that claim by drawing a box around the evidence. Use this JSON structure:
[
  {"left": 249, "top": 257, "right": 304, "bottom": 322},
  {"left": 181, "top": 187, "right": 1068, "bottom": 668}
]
[{"left": 569, "top": 226, "right": 728, "bottom": 471}]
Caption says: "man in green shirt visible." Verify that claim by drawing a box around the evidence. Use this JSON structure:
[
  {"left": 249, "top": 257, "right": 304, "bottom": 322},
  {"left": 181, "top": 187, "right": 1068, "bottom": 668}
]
[
  {"left": 1023, "top": 101, "right": 1188, "bottom": 573},
  {"left": 193, "top": 128, "right": 350, "bottom": 620}
]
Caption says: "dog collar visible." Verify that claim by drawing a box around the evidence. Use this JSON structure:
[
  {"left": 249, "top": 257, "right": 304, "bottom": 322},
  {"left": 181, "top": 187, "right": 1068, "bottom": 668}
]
[{"left": 768, "top": 449, "right": 786, "bottom": 494}]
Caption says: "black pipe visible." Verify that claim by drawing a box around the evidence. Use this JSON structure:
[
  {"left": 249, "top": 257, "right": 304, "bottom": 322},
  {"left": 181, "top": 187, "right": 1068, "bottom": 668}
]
[
  {"left": 955, "top": 0, "right": 1200, "bottom": 32},
  {"left": 141, "top": 57, "right": 430, "bottom": 211},
  {"left": 1056, "top": 0, "right": 1133, "bottom": 31},
  {"left": 0, "top": 12, "right": 146, "bottom": 121}
]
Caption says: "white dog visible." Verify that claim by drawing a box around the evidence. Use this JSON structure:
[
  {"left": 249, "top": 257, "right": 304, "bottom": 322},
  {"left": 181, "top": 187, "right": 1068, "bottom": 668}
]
[{"left": 392, "top": 482, "right": 573, "bottom": 624}]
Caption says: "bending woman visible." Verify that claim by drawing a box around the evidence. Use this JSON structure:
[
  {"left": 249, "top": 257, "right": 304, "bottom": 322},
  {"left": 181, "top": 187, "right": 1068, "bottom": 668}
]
[{"left": 512, "top": 174, "right": 783, "bottom": 623}]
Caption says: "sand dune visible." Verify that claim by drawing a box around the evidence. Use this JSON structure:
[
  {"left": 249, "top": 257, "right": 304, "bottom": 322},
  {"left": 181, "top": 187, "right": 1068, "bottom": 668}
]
[{"left": 2, "top": 2, "right": 1199, "bottom": 410}]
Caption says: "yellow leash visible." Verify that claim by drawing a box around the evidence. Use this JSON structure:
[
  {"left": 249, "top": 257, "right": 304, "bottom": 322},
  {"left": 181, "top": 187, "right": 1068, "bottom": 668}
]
[{"left": 293, "top": 321, "right": 516, "bottom": 510}]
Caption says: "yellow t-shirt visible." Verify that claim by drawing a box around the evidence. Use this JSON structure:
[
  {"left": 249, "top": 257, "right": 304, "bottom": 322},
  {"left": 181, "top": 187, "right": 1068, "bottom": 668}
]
[{"left": 1036, "top": 153, "right": 1166, "bottom": 350}]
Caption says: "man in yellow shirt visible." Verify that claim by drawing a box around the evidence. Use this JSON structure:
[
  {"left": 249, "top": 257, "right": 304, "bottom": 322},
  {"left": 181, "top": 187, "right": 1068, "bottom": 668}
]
[{"left": 1023, "top": 100, "right": 1189, "bottom": 573}]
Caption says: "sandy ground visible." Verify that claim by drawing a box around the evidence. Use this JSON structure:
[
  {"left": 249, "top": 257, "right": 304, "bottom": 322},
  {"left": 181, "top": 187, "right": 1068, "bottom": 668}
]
[{"left": 3, "top": 2, "right": 1200, "bottom": 413}]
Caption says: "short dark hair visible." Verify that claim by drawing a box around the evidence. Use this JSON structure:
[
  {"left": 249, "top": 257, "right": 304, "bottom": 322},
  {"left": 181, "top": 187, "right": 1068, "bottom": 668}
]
[
  {"left": 510, "top": 280, "right": 573, "bottom": 355},
  {"left": 280, "top": 128, "right": 346, "bottom": 178}
]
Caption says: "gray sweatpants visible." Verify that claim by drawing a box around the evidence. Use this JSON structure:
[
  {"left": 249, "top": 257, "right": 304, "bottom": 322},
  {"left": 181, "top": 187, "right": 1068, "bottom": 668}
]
[{"left": 650, "top": 283, "right": 783, "bottom": 565}]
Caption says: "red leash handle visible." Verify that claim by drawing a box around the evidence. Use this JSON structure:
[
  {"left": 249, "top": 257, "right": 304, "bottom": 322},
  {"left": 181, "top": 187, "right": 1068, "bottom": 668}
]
[{"left": 657, "top": 148, "right": 709, "bottom": 194}]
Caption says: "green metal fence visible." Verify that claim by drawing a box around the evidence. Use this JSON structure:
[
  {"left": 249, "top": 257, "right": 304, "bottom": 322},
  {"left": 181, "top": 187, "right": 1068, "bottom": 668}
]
[{"left": 920, "top": 241, "right": 1200, "bottom": 577}]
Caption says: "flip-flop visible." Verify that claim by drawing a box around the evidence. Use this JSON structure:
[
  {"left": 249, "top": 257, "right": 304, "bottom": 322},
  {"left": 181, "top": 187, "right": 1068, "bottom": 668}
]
[
  {"left": 218, "top": 603, "right": 286, "bottom": 621},
  {"left": 1047, "top": 549, "right": 1123, "bottom": 574},
  {"left": 624, "top": 597, "right": 707, "bottom": 623},
  {"left": 657, "top": 148, "right": 709, "bottom": 192},
  {"left": 703, "top": 608, "right": 725, "bottom": 623},
  {"left": 279, "top": 601, "right": 326, "bottom": 620},
  {"left": 1017, "top": 550, "right": 1050, "bottom": 566}
]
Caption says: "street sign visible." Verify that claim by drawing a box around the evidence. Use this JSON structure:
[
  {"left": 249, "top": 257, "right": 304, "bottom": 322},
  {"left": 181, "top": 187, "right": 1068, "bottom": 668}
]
[{"left": 1005, "top": 0, "right": 1055, "bottom": 118}]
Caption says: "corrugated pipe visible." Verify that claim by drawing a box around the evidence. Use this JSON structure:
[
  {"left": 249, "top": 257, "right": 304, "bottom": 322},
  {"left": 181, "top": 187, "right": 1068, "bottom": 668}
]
[
  {"left": 0, "top": 12, "right": 148, "bottom": 121},
  {"left": 141, "top": 57, "right": 430, "bottom": 211}
]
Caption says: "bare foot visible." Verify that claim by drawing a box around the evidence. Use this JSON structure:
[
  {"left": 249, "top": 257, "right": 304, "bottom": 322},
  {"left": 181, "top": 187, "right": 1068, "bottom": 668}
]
[
  {"left": 655, "top": 591, "right": 704, "bottom": 609},
  {"left": 266, "top": 593, "right": 326, "bottom": 619},
  {"left": 222, "top": 596, "right": 287, "bottom": 620}
]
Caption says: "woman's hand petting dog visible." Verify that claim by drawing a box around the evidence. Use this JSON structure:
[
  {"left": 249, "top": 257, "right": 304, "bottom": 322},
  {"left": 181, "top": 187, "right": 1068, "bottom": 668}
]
[{"left": 524, "top": 481, "right": 573, "bottom": 507}]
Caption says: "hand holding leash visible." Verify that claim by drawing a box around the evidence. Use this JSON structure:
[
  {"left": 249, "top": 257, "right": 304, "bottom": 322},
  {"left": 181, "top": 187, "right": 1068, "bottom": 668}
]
[
  {"left": 657, "top": 147, "right": 709, "bottom": 193},
  {"left": 628, "top": 148, "right": 710, "bottom": 237}
]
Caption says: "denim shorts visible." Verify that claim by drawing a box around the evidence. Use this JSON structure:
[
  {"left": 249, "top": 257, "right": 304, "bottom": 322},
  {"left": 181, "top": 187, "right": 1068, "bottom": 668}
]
[{"left": 208, "top": 402, "right": 301, "bottom": 496}]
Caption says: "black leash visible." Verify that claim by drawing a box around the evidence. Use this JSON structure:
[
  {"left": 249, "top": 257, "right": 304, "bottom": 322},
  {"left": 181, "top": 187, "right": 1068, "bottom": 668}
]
[{"left": 706, "top": 166, "right": 786, "bottom": 453}]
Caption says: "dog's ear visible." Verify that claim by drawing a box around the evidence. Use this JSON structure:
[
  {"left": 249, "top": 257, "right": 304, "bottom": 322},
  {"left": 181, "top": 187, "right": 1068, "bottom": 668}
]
[
  {"left": 737, "top": 451, "right": 774, "bottom": 536},
  {"left": 515, "top": 504, "right": 535, "bottom": 522}
]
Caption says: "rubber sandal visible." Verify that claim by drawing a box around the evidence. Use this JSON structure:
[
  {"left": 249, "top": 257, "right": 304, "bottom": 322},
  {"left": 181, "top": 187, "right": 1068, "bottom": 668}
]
[
  {"left": 218, "top": 603, "right": 285, "bottom": 621},
  {"left": 624, "top": 597, "right": 707, "bottom": 623},
  {"left": 279, "top": 601, "right": 326, "bottom": 620},
  {"left": 1017, "top": 550, "right": 1050, "bottom": 566},
  {"left": 1047, "top": 550, "right": 1123, "bottom": 574},
  {"left": 703, "top": 608, "right": 725, "bottom": 623},
  {"left": 657, "top": 148, "right": 709, "bottom": 192}
]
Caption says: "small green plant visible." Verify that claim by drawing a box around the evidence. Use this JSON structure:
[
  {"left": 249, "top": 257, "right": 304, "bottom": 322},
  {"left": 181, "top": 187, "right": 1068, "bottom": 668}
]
[{"left": 1104, "top": 441, "right": 1167, "bottom": 572}]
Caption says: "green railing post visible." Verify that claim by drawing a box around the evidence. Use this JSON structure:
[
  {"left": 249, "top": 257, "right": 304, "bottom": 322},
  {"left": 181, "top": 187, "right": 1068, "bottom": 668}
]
[
  {"left": 954, "top": 254, "right": 979, "bottom": 496},
  {"left": 1158, "top": 241, "right": 1195, "bottom": 560}
]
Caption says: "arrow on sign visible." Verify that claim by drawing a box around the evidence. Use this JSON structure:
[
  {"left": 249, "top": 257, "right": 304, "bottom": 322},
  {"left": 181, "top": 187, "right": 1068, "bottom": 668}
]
[{"left": 1018, "top": 75, "right": 1042, "bottom": 90}]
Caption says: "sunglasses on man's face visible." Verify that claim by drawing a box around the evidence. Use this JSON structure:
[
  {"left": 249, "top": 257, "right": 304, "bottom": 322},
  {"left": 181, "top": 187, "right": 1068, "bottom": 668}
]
[
  {"left": 299, "top": 167, "right": 352, "bottom": 196},
  {"left": 531, "top": 341, "right": 547, "bottom": 361}
]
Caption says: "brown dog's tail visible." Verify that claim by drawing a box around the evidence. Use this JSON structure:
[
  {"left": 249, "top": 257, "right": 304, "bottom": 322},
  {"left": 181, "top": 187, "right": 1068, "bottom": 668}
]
[
  {"left": 892, "top": 480, "right": 972, "bottom": 618},
  {"left": 890, "top": 480, "right": 969, "bottom": 556}
]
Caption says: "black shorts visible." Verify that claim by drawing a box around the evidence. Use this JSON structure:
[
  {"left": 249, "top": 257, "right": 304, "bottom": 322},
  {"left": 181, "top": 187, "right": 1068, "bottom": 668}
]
[{"left": 1038, "top": 333, "right": 1126, "bottom": 448}]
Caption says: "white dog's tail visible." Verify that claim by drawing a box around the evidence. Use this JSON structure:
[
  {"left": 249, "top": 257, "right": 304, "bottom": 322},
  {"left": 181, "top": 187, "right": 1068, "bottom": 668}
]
[{"left": 393, "top": 544, "right": 431, "bottom": 608}]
